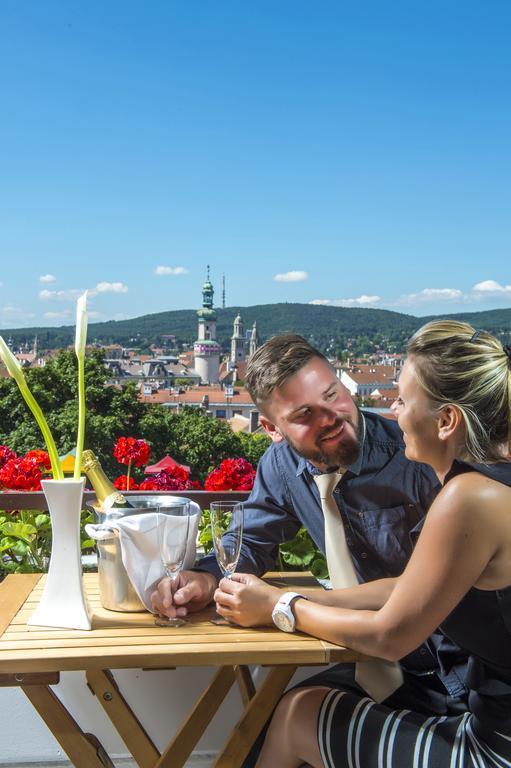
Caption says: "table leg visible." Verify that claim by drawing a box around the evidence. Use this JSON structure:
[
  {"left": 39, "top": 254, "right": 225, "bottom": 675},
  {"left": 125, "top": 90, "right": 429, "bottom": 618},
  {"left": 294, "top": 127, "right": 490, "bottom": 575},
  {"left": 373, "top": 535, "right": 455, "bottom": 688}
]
[
  {"left": 156, "top": 665, "right": 237, "bottom": 768},
  {"left": 22, "top": 684, "right": 113, "bottom": 768},
  {"left": 213, "top": 665, "right": 297, "bottom": 768},
  {"left": 86, "top": 669, "right": 160, "bottom": 768},
  {"left": 234, "top": 665, "right": 256, "bottom": 706}
]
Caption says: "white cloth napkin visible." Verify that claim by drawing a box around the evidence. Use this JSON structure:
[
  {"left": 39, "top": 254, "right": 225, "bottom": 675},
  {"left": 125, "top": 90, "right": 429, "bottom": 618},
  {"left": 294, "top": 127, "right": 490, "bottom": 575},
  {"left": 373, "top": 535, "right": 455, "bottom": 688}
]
[{"left": 85, "top": 502, "right": 200, "bottom": 611}]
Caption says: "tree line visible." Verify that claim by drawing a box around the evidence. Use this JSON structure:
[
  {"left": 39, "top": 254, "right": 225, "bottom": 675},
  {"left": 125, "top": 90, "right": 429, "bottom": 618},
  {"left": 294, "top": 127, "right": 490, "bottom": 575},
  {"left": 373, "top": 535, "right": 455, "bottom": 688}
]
[{"left": 4, "top": 303, "right": 511, "bottom": 355}]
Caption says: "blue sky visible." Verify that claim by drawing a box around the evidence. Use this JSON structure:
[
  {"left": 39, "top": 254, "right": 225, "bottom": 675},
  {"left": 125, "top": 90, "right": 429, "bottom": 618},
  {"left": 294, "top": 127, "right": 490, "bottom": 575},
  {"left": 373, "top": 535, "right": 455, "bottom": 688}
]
[{"left": 1, "top": 1, "right": 510, "bottom": 328}]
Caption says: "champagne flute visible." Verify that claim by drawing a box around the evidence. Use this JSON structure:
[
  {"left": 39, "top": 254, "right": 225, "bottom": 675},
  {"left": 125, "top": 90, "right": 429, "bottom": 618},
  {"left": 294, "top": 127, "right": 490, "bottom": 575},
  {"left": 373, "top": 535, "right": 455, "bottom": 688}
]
[
  {"left": 154, "top": 501, "right": 191, "bottom": 628},
  {"left": 210, "top": 501, "right": 244, "bottom": 579},
  {"left": 210, "top": 501, "right": 244, "bottom": 624}
]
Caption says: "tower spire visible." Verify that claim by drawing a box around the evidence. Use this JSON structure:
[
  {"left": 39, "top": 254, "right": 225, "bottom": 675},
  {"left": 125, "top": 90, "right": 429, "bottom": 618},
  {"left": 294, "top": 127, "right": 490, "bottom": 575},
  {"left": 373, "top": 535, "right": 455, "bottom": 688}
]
[{"left": 194, "top": 268, "right": 220, "bottom": 384}]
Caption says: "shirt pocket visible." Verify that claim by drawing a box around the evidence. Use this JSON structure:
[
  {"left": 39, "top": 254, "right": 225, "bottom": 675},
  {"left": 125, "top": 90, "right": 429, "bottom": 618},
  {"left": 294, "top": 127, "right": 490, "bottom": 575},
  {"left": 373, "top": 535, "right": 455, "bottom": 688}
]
[{"left": 358, "top": 504, "right": 415, "bottom": 574}]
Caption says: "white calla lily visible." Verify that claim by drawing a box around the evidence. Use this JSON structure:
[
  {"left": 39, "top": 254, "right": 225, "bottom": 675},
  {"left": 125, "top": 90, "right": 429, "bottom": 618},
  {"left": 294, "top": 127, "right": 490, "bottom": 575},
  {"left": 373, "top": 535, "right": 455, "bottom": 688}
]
[
  {"left": 0, "top": 336, "right": 24, "bottom": 383},
  {"left": 74, "top": 291, "right": 88, "bottom": 480},
  {"left": 75, "top": 290, "right": 88, "bottom": 358}
]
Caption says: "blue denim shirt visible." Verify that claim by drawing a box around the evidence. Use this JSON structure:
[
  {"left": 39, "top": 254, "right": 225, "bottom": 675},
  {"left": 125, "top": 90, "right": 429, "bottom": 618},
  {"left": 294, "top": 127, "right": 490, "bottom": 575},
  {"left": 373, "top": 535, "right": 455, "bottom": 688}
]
[{"left": 199, "top": 411, "right": 468, "bottom": 696}]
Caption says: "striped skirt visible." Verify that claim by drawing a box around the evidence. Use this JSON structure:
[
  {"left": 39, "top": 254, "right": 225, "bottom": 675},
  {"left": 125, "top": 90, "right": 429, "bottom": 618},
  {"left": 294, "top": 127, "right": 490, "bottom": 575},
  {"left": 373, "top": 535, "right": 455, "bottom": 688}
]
[{"left": 318, "top": 689, "right": 511, "bottom": 767}]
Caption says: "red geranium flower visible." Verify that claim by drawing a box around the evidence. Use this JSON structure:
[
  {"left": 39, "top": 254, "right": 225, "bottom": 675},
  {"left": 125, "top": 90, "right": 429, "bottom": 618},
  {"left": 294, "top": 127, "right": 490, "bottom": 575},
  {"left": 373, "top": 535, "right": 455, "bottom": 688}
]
[
  {"left": 113, "top": 475, "right": 140, "bottom": 491},
  {"left": 139, "top": 465, "right": 203, "bottom": 492},
  {"left": 0, "top": 445, "right": 17, "bottom": 470},
  {"left": 113, "top": 437, "right": 150, "bottom": 468},
  {"left": 0, "top": 456, "right": 43, "bottom": 491},
  {"left": 139, "top": 478, "right": 159, "bottom": 491},
  {"left": 25, "top": 449, "right": 52, "bottom": 471},
  {"left": 204, "top": 458, "right": 256, "bottom": 491}
]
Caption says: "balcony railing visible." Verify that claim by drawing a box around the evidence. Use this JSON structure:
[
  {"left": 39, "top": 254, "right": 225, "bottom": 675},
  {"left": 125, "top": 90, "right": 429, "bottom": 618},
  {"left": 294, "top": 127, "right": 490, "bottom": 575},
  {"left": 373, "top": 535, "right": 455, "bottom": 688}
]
[{"left": 0, "top": 489, "right": 250, "bottom": 512}]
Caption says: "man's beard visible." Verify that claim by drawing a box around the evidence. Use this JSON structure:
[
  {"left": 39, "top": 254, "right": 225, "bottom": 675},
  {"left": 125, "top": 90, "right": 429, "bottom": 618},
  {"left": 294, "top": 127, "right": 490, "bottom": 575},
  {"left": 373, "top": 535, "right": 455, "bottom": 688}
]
[{"left": 282, "top": 412, "right": 363, "bottom": 469}]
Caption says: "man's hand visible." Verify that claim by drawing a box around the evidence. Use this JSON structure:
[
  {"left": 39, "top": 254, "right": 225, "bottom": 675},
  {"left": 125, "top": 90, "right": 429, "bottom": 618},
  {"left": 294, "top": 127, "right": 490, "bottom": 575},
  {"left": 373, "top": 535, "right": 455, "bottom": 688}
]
[
  {"left": 214, "top": 573, "right": 282, "bottom": 627},
  {"left": 151, "top": 570, "right": 217, "bottom": 619}
]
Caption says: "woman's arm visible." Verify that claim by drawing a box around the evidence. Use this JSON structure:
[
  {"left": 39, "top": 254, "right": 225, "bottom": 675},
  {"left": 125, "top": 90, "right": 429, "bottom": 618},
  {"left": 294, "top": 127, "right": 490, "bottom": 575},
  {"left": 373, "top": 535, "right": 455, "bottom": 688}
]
[
  {"left": 216, "top": 474, "right": 502, "bottom": 660},
  {"left": 293, "top": 474, "right": 499, "bottom": 659},
  {"left": 283, "top": 578, "right": 397, "bottom": 610}
]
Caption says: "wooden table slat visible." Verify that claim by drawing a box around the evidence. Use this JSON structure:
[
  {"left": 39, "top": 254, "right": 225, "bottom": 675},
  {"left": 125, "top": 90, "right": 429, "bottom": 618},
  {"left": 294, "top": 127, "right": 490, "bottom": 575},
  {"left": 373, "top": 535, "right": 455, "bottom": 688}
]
[{"left": 0, "top": 574, "right": 42, "bottom": 635}]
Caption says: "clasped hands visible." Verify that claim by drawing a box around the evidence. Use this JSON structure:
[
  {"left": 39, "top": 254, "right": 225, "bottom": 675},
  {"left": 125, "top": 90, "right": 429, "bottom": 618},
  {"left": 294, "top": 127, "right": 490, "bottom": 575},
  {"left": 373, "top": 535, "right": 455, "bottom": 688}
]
[{"left": 150, "top": 570, "right": 281, "bottom": 626}]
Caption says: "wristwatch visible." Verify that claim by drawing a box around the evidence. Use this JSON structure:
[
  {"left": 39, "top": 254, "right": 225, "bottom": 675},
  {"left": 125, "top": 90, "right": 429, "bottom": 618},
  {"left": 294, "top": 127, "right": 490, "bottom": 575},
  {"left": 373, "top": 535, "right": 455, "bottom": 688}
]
[{"left": 271, "top": 591, "right": 308, "bottom": 633}]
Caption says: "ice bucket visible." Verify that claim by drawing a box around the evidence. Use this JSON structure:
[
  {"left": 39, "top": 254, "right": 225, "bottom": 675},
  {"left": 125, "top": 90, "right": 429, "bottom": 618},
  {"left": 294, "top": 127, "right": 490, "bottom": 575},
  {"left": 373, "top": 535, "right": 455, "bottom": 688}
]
[{"left": 88, "top": 495, "right": 194, "bottom": 612}]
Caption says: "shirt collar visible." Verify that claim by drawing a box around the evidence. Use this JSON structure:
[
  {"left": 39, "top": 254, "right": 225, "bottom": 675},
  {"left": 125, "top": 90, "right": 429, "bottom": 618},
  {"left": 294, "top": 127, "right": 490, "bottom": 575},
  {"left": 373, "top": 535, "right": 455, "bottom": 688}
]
[{"left": 295, "top": 411, "right": 366, "bottom": 478}]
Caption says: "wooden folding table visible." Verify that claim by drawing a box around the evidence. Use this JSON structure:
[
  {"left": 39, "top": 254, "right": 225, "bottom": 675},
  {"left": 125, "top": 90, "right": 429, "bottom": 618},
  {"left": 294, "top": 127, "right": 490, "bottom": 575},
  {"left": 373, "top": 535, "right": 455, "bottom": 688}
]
[{"left": 0, "top": 572, "right": 363, "bottom": 768}]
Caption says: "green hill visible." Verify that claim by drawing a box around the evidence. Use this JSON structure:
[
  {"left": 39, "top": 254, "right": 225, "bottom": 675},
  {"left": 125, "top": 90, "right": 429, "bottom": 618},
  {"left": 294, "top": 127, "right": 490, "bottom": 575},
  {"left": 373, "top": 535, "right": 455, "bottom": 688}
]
[{"left": 3, "top": 303, "right": 511, "bottom": 353}]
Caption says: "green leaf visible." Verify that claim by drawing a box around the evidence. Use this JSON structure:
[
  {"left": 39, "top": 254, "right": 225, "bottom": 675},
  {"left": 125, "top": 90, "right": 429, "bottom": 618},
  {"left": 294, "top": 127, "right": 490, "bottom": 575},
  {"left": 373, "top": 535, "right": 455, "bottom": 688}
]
[
  {"left": 310, "top": 557, "right": 329, "bottom": 580},
  {"left": 280, "top": 540, "right": 316, "bottom": 567},
  {"left": 10, "top": 540, "right": 31, "bottom": 556},
  {"left": 0, "top": 521, "right": 37, "bottom": 543},
  {"left": 35, "top": 514, "right": 51, "bottom": 529}
]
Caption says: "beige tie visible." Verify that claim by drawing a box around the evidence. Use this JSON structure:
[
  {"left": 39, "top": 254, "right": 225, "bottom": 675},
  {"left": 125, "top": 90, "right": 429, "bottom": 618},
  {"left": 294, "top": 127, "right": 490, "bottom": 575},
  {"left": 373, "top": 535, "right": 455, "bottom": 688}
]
[{"left": 314, "top": 472, "right": 403, "bottom": 703}]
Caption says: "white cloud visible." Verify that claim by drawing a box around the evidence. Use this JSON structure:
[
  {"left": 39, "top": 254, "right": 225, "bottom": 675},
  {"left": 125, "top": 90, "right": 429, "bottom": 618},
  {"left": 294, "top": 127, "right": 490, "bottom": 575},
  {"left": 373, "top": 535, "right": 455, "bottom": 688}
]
[
  {"left": 39, "top": 288, "right": 82, "bottom": 301},
  {"left": 421, "top": 288, "right": 463, "bottom": 299},
  {"left": 154, "top": 266, "right": 188, "bottom": 276},
  {"left": 0, "top": 305, "right": 36, "bottom": 323},
  {"left": 310, "top": 295, "right": 381, "bottom": 307},
  {"left": 393, "top": 287, "right": 464, "bottom": 307},
  {"left": 472, "top": 279, "right": 511, "bottom": 294},
  {"left": 95, "top": 282, "right": 128, "bottom": 294},
  {"left": 39, "top": 274, "right": 57, "bottom": 284},
  {"left": 44, "top": 310, "right": 73, "bottom": 320},
  {"left": 273, "top": 270, "right": 308, "bottom": 283}
]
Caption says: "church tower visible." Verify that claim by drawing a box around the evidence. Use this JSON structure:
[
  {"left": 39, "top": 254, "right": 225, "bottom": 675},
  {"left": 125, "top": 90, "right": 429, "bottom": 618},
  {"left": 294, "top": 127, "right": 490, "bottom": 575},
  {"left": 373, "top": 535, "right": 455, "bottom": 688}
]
[
  {"left": 193, "top": 267, "right": 221, "bottom": 384},
  {"left": 230, "top": 313, "right": 245, "bottom": 365},
  {"left": 249, "top": 321, "right": 259, "bottom": 358}
]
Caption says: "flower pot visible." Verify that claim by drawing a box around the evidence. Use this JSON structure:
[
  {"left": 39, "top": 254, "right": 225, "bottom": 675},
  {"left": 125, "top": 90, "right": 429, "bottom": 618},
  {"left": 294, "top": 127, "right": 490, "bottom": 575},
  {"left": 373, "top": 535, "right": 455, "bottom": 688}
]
[{"left": 28, "top": 478, "right": 91, "bottom": 630}]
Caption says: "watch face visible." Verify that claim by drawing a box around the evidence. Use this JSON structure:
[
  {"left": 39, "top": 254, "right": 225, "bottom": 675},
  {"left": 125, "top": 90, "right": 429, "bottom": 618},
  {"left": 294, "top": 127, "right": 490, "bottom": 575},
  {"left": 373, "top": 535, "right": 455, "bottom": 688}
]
[{"left": 273, "top": 609, "right": 293, "bottom": 633}]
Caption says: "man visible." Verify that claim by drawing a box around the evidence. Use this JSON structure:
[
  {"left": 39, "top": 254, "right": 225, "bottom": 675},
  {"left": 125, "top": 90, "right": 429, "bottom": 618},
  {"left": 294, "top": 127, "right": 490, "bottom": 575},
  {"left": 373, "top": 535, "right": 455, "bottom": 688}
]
[{"left": 151, "top": 334, "right": 468, "bottom": 714}]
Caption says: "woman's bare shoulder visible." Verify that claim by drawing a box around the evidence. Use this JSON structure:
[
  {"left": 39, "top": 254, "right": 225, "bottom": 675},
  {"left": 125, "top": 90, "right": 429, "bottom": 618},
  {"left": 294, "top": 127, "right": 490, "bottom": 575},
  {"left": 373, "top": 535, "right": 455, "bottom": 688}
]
[{"left": 433, "top": 469, "right": 511, "bottom": 522}]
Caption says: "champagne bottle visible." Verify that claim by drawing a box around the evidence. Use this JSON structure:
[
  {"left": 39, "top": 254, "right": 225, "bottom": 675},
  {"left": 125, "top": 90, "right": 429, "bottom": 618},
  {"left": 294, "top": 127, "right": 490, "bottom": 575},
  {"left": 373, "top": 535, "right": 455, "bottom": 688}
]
[{"left": 81, "top": 449, "right": 134, "bottom": 510}]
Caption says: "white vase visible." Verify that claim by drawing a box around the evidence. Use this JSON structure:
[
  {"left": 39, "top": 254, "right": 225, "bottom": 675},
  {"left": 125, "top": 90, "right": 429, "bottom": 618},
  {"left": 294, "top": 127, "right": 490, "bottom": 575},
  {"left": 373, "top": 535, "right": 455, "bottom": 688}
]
[{"left": 28, "top": 478, "right": 91, "bottom": 630}]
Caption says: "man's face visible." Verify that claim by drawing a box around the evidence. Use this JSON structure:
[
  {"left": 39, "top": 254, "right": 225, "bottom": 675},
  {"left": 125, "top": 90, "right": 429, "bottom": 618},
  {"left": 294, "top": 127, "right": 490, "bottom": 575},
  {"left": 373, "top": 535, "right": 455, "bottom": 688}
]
[{"left": 260, "top": 357, "right": 362, "bottom": 470}]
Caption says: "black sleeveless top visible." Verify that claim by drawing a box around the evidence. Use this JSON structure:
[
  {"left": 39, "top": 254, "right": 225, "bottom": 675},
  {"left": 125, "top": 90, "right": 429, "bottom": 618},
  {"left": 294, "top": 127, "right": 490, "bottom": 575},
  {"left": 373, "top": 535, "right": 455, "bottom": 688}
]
[{"left": 439, "top": 460, "right": 511, "bottom": 734}]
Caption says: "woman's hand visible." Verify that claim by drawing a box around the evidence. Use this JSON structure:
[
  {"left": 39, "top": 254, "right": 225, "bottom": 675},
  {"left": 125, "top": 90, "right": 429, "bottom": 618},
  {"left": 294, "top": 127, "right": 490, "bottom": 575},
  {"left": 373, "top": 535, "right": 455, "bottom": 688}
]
[{"left": 214, "top": 573, "right": 282, "bottom": 627}]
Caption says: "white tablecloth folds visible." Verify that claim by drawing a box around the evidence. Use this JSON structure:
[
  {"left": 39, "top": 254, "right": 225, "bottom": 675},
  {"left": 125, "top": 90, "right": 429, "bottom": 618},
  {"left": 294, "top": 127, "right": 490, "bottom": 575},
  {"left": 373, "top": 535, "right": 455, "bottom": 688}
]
[{"left": 85, "top": 502, "right": 200, "bottom": 611}]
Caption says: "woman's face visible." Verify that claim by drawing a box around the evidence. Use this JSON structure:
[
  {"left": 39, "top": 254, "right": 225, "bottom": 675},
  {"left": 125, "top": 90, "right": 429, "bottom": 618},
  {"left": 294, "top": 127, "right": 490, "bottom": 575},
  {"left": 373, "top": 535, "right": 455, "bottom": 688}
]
[{"left": 392, "top": 358, "right": 443, "bottom": 468}]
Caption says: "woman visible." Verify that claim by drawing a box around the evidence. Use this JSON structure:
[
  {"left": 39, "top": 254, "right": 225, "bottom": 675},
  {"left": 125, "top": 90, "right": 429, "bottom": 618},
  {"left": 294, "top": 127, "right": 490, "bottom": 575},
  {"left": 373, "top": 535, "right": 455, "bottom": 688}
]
[{"left": 215, "top": 320, "right": 511, "bottom": 767}]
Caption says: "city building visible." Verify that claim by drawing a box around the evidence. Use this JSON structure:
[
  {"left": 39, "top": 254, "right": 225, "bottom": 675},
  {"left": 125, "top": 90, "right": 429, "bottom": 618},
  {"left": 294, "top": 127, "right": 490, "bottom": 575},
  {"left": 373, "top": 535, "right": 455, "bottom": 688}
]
[
  {"left": 193, "top": 267, "right": 221, "bottom": 384},
  {"left": 338, "top": 363, "right": 399, "bottom": 399}
]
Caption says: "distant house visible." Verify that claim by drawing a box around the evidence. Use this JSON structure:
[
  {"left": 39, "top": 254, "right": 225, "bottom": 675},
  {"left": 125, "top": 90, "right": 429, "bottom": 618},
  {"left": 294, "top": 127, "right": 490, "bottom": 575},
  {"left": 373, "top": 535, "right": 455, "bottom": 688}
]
[
  {"left": 104, "top": 356, "right": 200, "bottom": 389},
  {"left": 339, "top": 364, "right": 399, "bottom": 398},
  {"left": 218, "top": 360, "right": 248, "bottom": 386},
  {"left": 100, "top": 344, "right": 124, "bottom": 360},
  {"left": 138, "top": 384, "right": 261, "bottom": 432},
  {"left": 370, "top": 387, "right": 399, "bottom": 407}
]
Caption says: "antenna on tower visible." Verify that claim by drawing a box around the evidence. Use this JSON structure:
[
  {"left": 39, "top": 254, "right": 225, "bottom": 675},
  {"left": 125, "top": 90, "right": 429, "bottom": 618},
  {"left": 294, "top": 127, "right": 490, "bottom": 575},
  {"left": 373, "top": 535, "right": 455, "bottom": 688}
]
[{"left": 222, "top": 274, "right": 226, "bottom": 308}]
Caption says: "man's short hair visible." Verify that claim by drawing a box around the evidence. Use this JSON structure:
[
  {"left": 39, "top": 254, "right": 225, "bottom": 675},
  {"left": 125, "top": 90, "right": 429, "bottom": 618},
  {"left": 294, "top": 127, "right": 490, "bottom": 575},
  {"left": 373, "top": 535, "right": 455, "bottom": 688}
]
[{"left": 245, "top": 334, "right": 329, "bottom": 410}]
